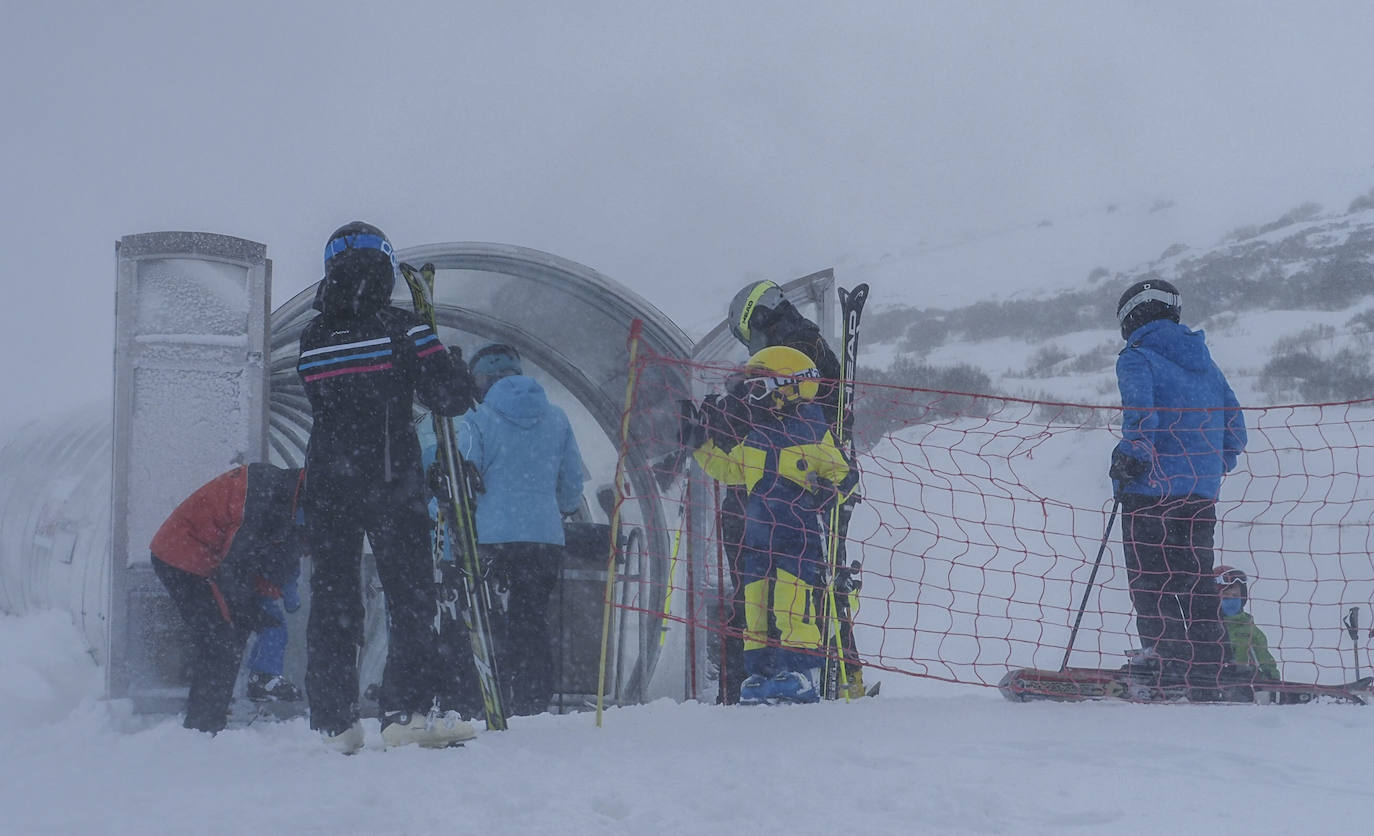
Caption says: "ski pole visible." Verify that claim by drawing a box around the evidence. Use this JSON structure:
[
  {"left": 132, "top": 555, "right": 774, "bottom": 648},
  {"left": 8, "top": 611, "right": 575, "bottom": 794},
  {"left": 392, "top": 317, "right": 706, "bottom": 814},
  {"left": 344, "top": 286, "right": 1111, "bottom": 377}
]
[
  {"left": 1344, "top": 606, "right": 1361, "bottom": 680},
  {"left": 1061, "top": 499, "right": 1121, "bottom": 671}
]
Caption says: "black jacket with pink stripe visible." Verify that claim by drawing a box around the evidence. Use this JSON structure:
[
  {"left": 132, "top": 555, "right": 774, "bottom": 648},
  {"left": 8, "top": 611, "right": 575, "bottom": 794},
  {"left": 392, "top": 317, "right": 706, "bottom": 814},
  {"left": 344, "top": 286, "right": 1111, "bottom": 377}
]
[{"left": 297, "top": 304, "right": 474, "bottom": 490}]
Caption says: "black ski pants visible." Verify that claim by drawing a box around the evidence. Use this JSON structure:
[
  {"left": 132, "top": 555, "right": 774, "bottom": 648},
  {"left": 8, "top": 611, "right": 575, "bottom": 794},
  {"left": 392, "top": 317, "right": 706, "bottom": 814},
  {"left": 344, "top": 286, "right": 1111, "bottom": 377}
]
[
  {"left": 151, "top": 555, "right": 252, "bottom": 734},
  {"left": 1120, "top": 493, "right": 1226, "bottom": 686},
  {"left": 304, "top": 476, "right": 443, "bottom": 732},
  {"left": 486, "top": 542, "right": 561, "bottom": 716}
]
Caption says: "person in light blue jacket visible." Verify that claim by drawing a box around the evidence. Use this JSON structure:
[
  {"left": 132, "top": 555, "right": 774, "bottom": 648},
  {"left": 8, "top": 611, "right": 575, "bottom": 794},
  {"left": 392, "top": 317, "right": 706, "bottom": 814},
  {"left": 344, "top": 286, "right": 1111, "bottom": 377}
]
[
  {"left": 457, "top": 343, "right": 585, "bottom": 715},
  {"left": 1110, "top": 279, "right": 1247, "bottom": 701}
]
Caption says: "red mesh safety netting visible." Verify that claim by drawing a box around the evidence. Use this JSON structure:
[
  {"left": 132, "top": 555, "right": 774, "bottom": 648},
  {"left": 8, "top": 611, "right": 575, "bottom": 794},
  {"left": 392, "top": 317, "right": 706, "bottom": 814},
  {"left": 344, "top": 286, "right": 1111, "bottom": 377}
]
[{"left": 610, "top": 345, "right": 1374, "bottom": 695}]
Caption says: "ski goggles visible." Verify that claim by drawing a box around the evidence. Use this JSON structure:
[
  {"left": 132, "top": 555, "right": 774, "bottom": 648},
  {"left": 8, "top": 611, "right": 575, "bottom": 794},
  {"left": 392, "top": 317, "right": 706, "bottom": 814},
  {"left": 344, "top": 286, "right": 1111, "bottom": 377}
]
[
  {"left": 745, "top": 375, "right": 795, "bottom": 401},
  {"left": 1214, "top": 568, "right": 1248, "bottom": 587},
  {"left": 323, "top": 233, "right": 397, "bottom": 268},
  {"left": 1116, "top": 286, "right": 1181, "bottom": 324}
]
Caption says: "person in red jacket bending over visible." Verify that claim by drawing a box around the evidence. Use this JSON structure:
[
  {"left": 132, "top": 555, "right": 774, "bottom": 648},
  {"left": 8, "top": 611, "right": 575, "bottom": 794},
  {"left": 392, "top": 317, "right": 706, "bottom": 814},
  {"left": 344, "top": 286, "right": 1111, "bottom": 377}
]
[{"left": 150, "top": 464, "right": 305, "bottom": 734}]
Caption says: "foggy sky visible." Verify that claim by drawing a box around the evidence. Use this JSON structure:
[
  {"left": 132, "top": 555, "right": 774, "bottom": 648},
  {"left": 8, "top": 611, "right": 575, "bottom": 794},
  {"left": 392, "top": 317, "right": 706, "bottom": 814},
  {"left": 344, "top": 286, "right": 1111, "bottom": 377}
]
[{"left": 4, "top": 0, "right": 1374, "bottom": 427}]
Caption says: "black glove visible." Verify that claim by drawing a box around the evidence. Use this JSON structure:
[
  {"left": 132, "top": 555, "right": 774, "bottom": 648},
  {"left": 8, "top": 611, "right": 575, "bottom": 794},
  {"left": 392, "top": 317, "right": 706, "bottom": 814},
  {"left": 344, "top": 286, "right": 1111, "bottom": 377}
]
[
  {"left": 677, "top": 399, "right": 707, "bottom": 450},
  {"left": 463, "top": 460, "right": 485, "bottom": 495},
  {"left": 725, "top": 372, "right": 749, "bottom": 401},
  {"left": 426, "top": 461, "right": 451, "bottom": 501},
  {"left": 483, "top": 555, "right": 512, "bottom": 595},
  {"left": 703, "top": 390, "right": 751, "bottom": 448},
  {"left": 1109, "top": 449, "right": 1150, "bottom": 484}
]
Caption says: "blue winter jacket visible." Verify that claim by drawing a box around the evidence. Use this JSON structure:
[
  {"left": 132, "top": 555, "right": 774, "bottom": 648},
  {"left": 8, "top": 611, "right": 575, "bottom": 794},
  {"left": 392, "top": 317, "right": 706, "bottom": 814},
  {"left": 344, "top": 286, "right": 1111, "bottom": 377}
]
[
  {"left": 454, "top": 375, "right": 585, "bottom": 545},
  {"left": 1114, "top": 320, "right": 1247, "bottom": 500}
]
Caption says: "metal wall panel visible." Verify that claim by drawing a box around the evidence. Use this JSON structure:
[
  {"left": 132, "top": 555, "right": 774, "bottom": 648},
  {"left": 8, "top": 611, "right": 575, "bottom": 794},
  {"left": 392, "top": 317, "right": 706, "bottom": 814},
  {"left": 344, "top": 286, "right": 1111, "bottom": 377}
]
[{"left": 108, "top": 232, "right": 270, "bottom": 707}]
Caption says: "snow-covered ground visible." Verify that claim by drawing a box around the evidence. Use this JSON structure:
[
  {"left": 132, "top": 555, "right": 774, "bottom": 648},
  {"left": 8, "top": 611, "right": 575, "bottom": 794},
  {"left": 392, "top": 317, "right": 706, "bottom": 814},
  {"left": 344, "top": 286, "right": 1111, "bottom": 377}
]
[{"left": 1, "top": 608, "right": 1371, "bottom": 836}]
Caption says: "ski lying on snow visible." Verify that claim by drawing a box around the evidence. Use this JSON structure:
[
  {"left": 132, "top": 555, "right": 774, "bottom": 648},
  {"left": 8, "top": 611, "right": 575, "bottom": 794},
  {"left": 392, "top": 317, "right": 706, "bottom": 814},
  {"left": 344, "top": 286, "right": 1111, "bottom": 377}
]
[{"left": 998, "top": 667, "right": 1373, "bottom": 705}]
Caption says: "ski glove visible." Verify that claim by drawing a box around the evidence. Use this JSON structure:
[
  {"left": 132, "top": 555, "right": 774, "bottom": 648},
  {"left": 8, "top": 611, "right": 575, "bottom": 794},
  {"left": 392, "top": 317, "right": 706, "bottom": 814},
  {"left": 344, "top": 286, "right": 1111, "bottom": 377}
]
[
  {"left": 677, "top": 399, "right": 707, "bottom": 450},
  {"left": 1109, "top": 448, "right": 1150, "bottom": 485},
  {"left": 426, "top": 461, "right": 451, "bottom": 501}
]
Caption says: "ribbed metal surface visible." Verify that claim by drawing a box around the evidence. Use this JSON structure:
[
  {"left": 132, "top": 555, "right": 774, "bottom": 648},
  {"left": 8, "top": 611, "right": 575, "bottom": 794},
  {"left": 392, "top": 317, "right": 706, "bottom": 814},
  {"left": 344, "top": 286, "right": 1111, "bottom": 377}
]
[{"left": 0, "top": 406, "right": 112, "bottom": 661}]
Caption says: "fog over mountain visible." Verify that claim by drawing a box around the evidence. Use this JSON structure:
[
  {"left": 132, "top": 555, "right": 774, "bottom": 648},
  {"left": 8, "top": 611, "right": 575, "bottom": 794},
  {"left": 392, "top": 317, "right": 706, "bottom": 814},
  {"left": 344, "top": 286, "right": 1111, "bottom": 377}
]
[
  {"left": 4, "top": 2, "right": 1374, "bottom": 430},
  {"left": 851, "top": 184, "right": 1374, "bottom": 413}
]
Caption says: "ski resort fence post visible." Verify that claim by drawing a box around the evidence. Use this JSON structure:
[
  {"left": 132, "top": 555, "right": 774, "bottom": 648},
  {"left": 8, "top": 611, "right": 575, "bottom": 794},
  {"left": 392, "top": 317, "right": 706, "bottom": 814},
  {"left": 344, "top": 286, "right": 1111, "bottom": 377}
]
[
  {"left": 1060, "top": 499, "right": 1120, "bottom": 671},
  {"left": 597, "top": 319, "right": 645, "bottom": 727}
]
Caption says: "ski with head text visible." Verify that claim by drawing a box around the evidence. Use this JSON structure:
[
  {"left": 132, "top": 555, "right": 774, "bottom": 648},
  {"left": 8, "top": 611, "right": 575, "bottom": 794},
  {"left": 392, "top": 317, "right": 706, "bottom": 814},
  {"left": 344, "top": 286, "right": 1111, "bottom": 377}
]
[
  {"left": 822, "top": 283, "right": 870, "bottom": 701},
  {"left": 400, "top": 261, "right": 508, "bottom": 731}
]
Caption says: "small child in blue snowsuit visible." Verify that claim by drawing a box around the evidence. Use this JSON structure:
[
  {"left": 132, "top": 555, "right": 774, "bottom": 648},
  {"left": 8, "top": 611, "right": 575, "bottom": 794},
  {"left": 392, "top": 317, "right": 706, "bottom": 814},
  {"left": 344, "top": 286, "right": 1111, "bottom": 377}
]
[{"left": 245, "top": 574, "right": 303, "bottom": 702}]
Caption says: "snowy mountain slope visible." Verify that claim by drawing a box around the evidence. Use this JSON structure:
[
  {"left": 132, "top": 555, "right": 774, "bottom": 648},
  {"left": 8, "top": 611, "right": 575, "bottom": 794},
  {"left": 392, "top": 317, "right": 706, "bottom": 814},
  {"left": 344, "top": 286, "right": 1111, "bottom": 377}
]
[
  {"left": 832, "top": 166, "right": 1374, "bottom": 312},
  {"left": 858, "top": 192, "right": 1374, "bottom": 408}
]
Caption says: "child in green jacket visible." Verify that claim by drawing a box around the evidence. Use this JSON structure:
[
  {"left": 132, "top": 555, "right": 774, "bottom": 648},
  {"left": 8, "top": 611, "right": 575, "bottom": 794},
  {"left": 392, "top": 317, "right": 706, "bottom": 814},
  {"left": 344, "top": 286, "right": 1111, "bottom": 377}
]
[{"left": 1215, "top": 565, "right": 1280, "bottom": 680}]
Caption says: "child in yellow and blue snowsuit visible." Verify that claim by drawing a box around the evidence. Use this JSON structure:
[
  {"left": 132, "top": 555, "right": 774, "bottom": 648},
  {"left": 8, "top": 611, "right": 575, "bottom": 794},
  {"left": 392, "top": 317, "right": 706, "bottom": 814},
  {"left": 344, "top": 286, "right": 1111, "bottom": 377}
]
[{"left": 695, "top": 346, "right": 849, "bottom": 705}]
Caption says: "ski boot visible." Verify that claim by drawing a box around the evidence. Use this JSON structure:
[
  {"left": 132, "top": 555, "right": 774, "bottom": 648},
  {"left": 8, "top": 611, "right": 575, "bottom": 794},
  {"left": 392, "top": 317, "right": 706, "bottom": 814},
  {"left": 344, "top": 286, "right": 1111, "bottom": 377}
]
[
  {"left": 770, "top": 670, "right": 819, "bottom": 704},
  {"left": 380, "top": 708, "right": 476, "bottom": 749},
  {"left": 247, "top": 672, "right": 303, "bottom": 702},
  {"left": 738, "top": 674, "right": 770, "bottom": 706},
  {"left": 1118, "top": 654, "right": 1187, "bottom": 702},
  {"left": 1216, "top": 664, "right": 1259, "bottom": 703},
  {"left": 840, "top": 667, "right": 867, "bottom": 700},
  {"left": 320, "top": 720, "right": 365, "bottom": 755},
  {"left": 1120, "top": 646, "right": 1159, "bottom": 673}
]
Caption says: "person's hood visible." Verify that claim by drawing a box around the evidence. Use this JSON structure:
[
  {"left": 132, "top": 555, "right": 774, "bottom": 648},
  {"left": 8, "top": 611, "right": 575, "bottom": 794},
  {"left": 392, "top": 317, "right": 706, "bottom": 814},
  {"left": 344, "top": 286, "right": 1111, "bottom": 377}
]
[
  {"left": 1126, "top": 319, "right": 1215, "bottom": 373},
  {"left": 482, "top": 375, "right": 549, "bottom": 428}
]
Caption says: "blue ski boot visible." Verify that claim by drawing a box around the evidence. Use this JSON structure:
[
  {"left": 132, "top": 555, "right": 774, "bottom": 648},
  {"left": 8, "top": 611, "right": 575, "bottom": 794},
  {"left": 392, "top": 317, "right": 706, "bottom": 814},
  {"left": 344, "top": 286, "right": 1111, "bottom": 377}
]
[
  {"left": 739, "top": 674, "right": 770, "bottom": 705},
  {"left": 770, "top": 670, "right": 819, "bottom": 704}
]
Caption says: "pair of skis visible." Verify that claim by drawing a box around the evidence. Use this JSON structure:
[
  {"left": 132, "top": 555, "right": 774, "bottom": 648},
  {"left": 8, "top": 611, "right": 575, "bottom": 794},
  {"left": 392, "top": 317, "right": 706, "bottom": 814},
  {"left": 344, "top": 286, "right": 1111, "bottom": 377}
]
[
  {"left": 400, "top": 262, "right": 507, "bottom": 731},
  {"left": 821, "top": 283, "right": 870, "bottom": 701}
]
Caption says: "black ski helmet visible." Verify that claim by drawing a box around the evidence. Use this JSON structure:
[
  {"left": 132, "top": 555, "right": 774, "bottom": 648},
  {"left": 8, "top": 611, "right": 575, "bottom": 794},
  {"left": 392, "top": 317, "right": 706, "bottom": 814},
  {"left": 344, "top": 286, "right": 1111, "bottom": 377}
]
[
  {"left": 728, "top": 280, "right": 787, "bottom": 353},
  {"left": 1116, "top": 278, "right": 1181, "bottom": 339},
  {"left": 1213, "top": 565, "right": 1249, "bottom": 603},
  {"left": 313, "top": 221, "right": 398, "bottom": 320}
]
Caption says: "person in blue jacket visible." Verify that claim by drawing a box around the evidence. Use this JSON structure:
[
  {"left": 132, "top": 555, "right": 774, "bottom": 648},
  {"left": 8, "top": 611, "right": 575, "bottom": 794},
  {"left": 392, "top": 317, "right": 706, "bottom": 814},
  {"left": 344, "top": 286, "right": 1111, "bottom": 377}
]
[
  {"left": 455, "top": 343, "right": 585, "bottom": 716},
  {"left": 1110, "top": 279, "right": 1247, "bottom": 700}
]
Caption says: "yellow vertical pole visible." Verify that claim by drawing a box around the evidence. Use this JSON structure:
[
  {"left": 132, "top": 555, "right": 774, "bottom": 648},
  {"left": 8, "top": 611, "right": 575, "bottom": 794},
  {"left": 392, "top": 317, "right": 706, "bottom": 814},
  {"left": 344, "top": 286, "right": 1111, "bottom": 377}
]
[{"left": 597, "top": 320, "right": 645, "bottom": 727}]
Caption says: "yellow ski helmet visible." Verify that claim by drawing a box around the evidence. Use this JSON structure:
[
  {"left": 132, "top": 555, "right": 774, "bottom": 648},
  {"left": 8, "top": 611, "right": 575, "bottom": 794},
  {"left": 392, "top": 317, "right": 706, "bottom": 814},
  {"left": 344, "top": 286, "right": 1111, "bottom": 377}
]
[{"left": 744, "top": 345, "right": 820, "bottom": 404}]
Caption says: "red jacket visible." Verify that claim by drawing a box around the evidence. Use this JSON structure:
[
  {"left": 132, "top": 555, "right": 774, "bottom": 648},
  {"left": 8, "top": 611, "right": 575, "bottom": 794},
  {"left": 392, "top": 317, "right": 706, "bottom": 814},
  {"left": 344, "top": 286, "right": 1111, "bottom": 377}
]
[
  {"left": 151, "top": 467, "right": 248, "bottom": 577},
  {"left": 151, "top": 464, "right": 304, "bottom": 599}
]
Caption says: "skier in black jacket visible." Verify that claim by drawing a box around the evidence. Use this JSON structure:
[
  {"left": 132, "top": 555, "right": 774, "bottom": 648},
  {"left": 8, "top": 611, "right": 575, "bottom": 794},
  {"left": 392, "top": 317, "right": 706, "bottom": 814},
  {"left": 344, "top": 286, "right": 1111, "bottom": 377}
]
[{"left": 297, "top": 221, "right": 478, "bottom": 753}]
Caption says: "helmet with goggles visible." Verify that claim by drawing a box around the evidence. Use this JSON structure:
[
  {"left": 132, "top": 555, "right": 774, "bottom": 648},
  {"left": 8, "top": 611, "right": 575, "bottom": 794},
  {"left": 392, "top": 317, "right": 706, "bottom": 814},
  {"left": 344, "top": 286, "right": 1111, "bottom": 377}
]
[
  {"left": 742, "top": 345, "right": 820, "bottom": 405},
  {"left": 1116, "top": 279, "right": 1181, "bottom": 340}
]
